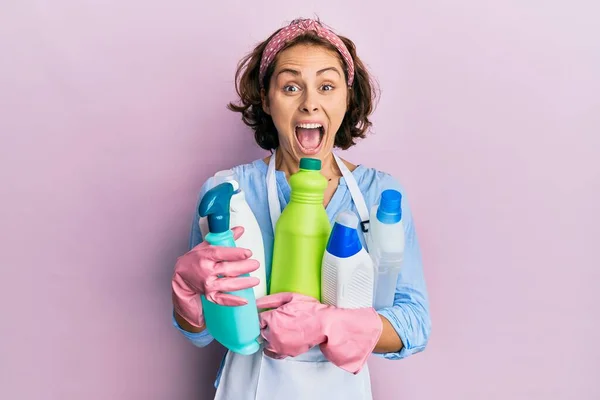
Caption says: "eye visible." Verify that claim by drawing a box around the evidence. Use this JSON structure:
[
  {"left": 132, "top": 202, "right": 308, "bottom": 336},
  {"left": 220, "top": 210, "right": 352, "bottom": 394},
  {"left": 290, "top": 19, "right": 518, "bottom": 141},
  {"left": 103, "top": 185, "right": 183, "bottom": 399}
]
[
  {"left": 283, "top": 85, "right": 300, "bottom": 92},
  {"left": 321, "top": 84, "right": 335, "bottom": 91}
]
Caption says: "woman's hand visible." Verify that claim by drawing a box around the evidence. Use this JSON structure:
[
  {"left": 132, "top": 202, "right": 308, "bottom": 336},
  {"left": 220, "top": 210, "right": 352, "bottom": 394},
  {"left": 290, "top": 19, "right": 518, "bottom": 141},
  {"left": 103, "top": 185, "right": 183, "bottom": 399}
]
[
  {"left": 172, "top": 226, "right": 260, "bottom": 330},
  {"left": 257, "top": 293, "right": 328, "bottom": 358},
  {"left": 256, "top": 292, "right": 383, "bottom": 374}
]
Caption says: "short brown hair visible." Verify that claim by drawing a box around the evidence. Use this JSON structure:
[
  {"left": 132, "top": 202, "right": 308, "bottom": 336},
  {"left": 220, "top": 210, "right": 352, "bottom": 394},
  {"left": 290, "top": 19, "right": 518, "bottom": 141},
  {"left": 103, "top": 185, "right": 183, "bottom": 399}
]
[{"left": 227, "top": 19, "right": 379, "bottom": 151}]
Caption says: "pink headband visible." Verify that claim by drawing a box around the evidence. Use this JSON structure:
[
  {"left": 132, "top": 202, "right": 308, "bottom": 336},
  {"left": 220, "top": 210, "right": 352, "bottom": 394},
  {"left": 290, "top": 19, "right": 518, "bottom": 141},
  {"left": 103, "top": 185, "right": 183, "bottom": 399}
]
[{"left": 259, "top": 19, "right": 355, "bottom": 88}]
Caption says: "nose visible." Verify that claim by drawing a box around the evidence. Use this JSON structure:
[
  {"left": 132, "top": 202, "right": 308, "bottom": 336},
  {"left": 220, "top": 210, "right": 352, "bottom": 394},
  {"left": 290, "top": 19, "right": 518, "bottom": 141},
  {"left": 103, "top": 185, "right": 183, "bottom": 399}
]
[{"left": 299, "top": 88, "right": 319, "bottom": 113}]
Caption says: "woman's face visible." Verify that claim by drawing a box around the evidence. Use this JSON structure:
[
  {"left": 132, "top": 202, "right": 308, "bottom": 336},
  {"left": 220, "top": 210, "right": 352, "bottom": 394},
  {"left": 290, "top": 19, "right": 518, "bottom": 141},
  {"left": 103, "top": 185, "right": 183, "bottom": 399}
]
[{"left": 262, "top": 44, "right": 348, "bottom": 163}]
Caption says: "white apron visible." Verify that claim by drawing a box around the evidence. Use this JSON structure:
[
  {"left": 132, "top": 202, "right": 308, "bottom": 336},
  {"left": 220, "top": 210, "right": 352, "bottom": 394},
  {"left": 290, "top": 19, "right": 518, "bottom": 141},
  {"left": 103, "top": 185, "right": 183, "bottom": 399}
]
[{"left": 214, "top": 152, "right": 373, "bottom": 400}]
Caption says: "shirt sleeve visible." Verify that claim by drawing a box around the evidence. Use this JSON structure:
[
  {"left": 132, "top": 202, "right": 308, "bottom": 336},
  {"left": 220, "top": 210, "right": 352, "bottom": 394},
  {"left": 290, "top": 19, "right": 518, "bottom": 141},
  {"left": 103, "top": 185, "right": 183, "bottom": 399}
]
[
  {"left": 171, "top": 179, "right": 215, "bottom": 347},
  {"left": 373, "top": 175, "right": 432, "bottom": 360}
]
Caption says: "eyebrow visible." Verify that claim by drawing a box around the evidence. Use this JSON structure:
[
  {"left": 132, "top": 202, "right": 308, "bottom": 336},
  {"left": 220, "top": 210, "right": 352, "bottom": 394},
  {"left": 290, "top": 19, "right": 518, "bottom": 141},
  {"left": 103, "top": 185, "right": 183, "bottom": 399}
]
[{"left": 276, "top": 66, "right": 342, "bottom": 78}]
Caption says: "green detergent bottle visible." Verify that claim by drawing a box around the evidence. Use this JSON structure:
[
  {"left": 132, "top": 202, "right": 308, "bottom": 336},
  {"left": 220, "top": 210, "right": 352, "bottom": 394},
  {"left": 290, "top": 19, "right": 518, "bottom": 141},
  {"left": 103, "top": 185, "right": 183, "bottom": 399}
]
[{"left": 269, "top": 158, "right": 331, "bottom": 300}]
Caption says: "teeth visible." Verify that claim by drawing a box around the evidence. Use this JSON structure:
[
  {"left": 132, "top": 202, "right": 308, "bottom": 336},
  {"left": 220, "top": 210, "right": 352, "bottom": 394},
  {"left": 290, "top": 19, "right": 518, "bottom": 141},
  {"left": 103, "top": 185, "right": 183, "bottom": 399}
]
[{"left": 296, "top": 123, "right": 323, "bottom": 129}]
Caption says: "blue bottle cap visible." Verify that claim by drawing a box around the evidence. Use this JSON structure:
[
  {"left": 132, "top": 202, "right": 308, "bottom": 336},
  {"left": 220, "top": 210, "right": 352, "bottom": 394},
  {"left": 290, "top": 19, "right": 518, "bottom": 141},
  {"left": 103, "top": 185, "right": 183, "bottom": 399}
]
[
  {"left": 326, "top": 211, "right": 363, "bottom": 258},
  {"left": 376, "top": 189, "right": 402, "bottom": 224}
]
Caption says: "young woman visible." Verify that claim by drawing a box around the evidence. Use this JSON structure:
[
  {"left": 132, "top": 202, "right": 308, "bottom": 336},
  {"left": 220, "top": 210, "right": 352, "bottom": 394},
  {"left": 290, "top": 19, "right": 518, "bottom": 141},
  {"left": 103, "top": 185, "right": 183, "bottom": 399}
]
[{"left": 172, "top": 18, "right": 431, "bottom": 399}]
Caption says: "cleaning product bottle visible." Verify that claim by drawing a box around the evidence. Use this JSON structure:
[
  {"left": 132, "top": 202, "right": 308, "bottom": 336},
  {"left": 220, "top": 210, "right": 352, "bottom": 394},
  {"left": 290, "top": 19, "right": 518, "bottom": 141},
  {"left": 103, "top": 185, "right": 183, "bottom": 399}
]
[
  {"left": 199, "top": 169, "right": 267, "bottom": 299},
  {"left": 369, "top": 189, "right": 405, "bottom": 310},
  {"left": 198, "top": 182, "right": 260, "bottom": 355},
  {"left": 269, "top": 158, "right": 331, "bottom": 300},
  {"left": 321, "top": 210, "right": 375, "bottom": 309}
]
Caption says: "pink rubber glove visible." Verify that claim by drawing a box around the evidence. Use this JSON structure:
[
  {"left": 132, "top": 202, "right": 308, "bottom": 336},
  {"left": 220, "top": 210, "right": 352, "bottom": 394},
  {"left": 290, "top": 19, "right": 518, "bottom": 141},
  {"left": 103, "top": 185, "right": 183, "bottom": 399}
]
[
  {"left": 256, "top": 292, "right": 383, "bottom": 374},
  {"left": 172, "top": 226, "right": 260, "bottom": 328}
]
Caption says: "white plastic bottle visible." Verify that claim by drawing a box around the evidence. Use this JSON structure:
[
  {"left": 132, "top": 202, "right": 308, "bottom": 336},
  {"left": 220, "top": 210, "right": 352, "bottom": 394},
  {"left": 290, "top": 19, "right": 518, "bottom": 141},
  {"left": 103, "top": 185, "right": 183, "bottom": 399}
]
[
  {"left": 321, "top": 210, "right": 374, "bottom": 309},
  {"left": 369, "top": 189, "right": 405, "bottom": 310},
  {"left": 199, "top": 169, "right": 267, "bottom": 299}
]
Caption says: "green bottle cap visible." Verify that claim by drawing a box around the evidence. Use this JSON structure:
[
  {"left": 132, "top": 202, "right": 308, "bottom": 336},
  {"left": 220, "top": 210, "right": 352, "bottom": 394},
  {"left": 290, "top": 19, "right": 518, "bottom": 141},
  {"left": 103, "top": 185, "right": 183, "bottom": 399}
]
[{"left": 299, "top": 158, "right": 321, "bottom": 171}]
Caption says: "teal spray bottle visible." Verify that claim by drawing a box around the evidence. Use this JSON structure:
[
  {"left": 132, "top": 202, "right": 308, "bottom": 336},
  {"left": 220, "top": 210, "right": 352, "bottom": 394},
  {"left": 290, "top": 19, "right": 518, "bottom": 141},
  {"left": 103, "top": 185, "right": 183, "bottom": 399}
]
[{"left": 198, "top": 182, "right": 261, "bottom": 355}]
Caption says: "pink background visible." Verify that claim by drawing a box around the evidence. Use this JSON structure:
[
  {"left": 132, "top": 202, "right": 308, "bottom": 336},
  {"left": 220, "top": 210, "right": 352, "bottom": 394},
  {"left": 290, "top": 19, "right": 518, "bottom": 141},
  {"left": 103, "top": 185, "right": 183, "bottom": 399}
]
[{"left": 1, "top": 1, "right": 598, "bottom": 399}]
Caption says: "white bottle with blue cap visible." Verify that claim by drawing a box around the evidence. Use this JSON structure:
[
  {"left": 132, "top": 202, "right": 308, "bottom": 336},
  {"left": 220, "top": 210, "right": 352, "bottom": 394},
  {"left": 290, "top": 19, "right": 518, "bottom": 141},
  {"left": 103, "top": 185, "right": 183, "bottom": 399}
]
[
  {"left": 199, "top": 169, "right": 267, "bottom": 299},
  {"left": 321, "top": 210, "right": 374, "bottom": 309},
  {"left": 369, "top": 189, "right": 405, "bottom": 310}
]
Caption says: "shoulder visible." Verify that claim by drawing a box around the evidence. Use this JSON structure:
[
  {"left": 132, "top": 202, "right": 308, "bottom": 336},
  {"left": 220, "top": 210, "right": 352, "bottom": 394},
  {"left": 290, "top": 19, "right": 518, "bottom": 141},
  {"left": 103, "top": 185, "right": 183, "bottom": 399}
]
[
  {"left": 354, "top": 164, "right": 406, "bottom": 199},
  {"left": 195, "top": 158, "right": 267, "bottom": 198},
  {"left": 230, "top": 159, "right": 268, "bottom": 190},
  {"left": 351, "top": 164, "right": 419, "bottom": 228}
]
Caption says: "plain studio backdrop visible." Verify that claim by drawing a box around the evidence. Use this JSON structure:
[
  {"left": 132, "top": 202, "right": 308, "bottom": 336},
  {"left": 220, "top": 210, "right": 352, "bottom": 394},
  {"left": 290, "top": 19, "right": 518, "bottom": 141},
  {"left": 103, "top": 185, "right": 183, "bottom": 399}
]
[{"left": 1, "top": 1, "right": 598, "bottom": 399}]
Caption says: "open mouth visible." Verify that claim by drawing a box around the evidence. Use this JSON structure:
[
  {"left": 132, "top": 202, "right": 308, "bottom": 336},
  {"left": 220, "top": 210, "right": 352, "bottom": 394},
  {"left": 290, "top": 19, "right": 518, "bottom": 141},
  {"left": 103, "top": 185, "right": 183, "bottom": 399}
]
[{"left": 295, "top": 123, "right": 325, "bottom": 155}]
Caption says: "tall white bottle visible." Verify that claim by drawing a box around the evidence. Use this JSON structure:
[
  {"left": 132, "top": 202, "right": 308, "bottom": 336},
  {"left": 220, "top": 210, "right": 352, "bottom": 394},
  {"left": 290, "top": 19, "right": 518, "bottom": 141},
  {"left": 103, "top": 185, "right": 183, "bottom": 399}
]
[
  {"left": 369, "top": 189, "right": 405, "bottom": 310},
  {"left": 199, "top": 169, "right": 267, "bottom": 299},
  {"left": 321, "top": 210, "right": 374, "bottom": 309}
]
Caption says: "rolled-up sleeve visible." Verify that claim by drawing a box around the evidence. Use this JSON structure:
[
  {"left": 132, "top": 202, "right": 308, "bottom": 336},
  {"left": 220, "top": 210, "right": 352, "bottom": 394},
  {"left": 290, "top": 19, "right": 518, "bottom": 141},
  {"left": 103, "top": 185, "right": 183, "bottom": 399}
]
[
  {"left": 374, "top": 178, "right": 431, "bottom": 360},
  {"left": 171, "top": 313, "right": 214, "bottom": 347},
  {"left": 171, "top": 180, "right": 215, "bottom": 347}
]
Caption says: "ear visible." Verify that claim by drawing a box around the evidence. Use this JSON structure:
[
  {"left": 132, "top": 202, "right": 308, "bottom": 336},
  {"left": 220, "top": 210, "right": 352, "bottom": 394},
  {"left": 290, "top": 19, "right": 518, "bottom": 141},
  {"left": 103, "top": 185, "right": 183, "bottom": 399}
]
[{"left": 261, "top": 88, "right": 271, "bottom": 115}]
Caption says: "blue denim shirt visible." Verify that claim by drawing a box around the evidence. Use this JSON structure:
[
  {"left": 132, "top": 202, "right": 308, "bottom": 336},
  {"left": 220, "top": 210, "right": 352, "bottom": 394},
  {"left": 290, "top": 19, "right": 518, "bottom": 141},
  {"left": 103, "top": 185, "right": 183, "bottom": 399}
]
[{"left": 172, "top": 157, "right": 431, "bottom": 388}]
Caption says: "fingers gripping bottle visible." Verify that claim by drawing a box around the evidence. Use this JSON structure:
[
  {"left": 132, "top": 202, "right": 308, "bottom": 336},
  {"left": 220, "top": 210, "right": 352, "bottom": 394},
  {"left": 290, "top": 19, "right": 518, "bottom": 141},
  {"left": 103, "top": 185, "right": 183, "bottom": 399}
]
[
  {"left": 198, "top": 182, "right": 260, "bottom": 355},
  {"left": 199, "top": 169, "right": 267, "bottom": 299},
  {"left": 269, "top": 158, "right": 331, "bottom": 301}
]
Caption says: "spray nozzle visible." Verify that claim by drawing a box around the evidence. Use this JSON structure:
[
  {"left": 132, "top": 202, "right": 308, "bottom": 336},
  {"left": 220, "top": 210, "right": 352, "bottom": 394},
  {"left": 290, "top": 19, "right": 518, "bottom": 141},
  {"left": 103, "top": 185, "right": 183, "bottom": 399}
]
[{"left": 198, "top": 182, "right": 234, "bottom": 234}]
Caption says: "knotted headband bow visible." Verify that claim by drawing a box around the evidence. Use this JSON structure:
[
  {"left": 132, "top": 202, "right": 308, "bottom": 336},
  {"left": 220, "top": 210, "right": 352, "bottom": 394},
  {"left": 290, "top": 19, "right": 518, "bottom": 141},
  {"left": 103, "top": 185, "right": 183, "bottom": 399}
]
[{"left": 258, "top": 19, "right": 355, "bottom": 88}]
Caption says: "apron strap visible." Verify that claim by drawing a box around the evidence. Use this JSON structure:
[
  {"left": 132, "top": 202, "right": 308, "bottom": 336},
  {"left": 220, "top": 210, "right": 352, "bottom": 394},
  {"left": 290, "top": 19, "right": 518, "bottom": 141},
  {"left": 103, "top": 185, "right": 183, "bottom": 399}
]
[
  {"left": 266, "top": 153, "right": 280, "bottom": 234},
  {"left": 333, "top": 153, "right": 370, "bottom": 233}
]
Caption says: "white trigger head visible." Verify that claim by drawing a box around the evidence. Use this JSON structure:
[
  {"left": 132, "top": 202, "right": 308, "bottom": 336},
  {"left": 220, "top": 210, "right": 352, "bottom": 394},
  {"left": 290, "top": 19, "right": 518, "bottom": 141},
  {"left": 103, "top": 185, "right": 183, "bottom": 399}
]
[{"left": 214, "top": 169, "right": 240, "bottom": 192}]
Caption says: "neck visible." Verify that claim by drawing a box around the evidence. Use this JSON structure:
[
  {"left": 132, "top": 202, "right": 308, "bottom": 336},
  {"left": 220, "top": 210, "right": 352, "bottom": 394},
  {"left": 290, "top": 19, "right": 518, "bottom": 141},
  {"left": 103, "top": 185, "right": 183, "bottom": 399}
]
[{"left": 275, "top": 148, "right": 341, "bottom": 181}]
